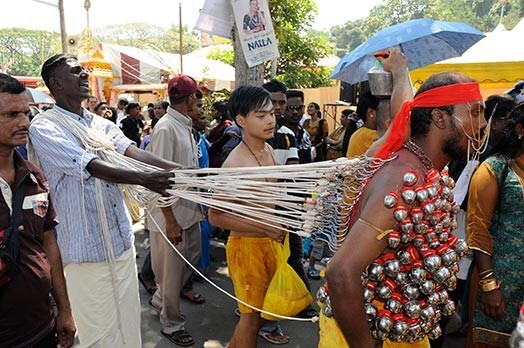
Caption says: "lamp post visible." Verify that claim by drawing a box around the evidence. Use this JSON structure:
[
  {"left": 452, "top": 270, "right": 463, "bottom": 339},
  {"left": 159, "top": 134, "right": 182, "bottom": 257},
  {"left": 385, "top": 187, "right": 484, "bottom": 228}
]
[
  {"left": 179, "top": 2, "right": 183, "bottom": 74},
  {"left": 33, "top": 0, "right": 68, "bottom": 53}
]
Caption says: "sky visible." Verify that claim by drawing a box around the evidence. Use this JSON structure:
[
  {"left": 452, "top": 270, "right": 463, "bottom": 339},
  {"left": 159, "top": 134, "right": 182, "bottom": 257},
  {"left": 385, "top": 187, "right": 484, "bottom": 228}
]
[{"left": 2, "top": 0, "right": 381, "bottom": 34}]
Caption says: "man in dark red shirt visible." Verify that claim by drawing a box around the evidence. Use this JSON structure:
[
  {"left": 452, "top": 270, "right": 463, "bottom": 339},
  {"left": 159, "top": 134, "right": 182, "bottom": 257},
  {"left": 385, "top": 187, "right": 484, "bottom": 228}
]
[{"left": 0, "top": 73, "right": 75, "bottom": 348}]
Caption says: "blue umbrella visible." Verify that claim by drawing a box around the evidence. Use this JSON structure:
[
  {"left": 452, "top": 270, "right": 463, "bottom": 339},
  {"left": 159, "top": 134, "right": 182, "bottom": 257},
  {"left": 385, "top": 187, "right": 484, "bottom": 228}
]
[{"left": 331, "top": 18, "right": 485, "bottom": 84}]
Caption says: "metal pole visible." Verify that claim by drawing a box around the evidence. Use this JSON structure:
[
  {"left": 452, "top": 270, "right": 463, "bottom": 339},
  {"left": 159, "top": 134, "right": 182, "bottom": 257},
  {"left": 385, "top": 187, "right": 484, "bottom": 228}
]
[
  {"left": 58, "top": 0, "right": 68, "bottom": 53},
  {"left": 179, "top": 2, "right": 183, "bottom": 74},
  {"left": 32, "top": 0, "right": 67, "bottom": 53}
]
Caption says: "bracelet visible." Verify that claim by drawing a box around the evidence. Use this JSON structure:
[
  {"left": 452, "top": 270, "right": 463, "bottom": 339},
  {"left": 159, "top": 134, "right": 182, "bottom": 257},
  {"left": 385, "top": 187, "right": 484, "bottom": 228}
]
[
  {"left": 479, "top": 269, "right": 493, "bottom": 277},
  {"left": 480, "top": 271, "right": 494, "bottom": 280},
  {"left": 479, "top": 278, "right": 501, "bottom": 292}
]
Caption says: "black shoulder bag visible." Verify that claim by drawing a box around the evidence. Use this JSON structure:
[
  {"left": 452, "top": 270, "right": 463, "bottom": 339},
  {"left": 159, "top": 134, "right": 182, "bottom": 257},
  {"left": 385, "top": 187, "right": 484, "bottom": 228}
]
[{"left": 0, "top": 181, "right": 27, "bottom": 287}]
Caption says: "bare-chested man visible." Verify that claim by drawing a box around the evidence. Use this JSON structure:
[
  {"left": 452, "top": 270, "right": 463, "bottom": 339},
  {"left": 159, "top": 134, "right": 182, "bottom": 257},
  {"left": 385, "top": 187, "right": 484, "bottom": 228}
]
[
  {"left": 209, "top": 86, "right": 287, "bottom": 348},
  {"left": 322, "top": 72, "right": 487, "bottom": 348}
]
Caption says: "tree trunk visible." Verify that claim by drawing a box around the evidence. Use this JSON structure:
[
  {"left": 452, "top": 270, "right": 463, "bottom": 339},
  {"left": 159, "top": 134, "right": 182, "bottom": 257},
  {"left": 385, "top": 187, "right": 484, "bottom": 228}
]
[{"left": 232, "top": 25, "right": 264, "bottom": 88}]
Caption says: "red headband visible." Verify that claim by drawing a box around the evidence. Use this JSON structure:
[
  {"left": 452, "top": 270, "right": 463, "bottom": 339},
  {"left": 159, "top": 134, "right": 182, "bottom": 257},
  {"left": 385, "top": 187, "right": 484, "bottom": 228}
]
[{"left": 375, "top": 82, "right": 482, "bottom": 159}]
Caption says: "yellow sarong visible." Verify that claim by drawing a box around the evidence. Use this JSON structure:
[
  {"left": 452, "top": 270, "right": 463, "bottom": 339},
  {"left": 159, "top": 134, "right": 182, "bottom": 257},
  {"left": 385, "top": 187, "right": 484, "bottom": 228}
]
[{"left": 318, "top": 309, "right": 430, "bottom": 348}]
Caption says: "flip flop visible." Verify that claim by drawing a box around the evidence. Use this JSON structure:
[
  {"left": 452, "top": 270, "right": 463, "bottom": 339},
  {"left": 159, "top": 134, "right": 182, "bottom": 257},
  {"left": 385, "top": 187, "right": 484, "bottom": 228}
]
[
  {"left": 181, "top": 291, "right": 205, "bottom": 304},
  {"left": 161, "top": 329, "right": 194, "bottom": 347},
  {"left": 258, "top": 329, "right": 290, "bottom": 345}
]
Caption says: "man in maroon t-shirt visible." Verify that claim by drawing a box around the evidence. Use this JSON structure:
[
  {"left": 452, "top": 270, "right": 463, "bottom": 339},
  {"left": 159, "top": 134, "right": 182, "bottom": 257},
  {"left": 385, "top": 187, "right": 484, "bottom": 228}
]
[{"left": 0, "top": 73, "right": 75, "bottom": 348}]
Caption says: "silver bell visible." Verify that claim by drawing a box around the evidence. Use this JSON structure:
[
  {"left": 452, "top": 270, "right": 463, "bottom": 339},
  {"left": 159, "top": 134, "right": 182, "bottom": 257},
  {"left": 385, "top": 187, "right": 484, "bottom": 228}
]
[
  {"left": 376, "top": 314, "right": 394, "bottom": 332},
  {"left": 454, "top": 239, "right": 469, "bottom": 257},
  {"left": 367, "top": 262, "right": 385, "bottom": 282},
  {"left": 443, "top": 274, "right": 457, "bottom": 291},
  {"left": 427, "top": 292, "right": 440, "bottom": 306},
  {"left": 409, "top": 265, "right": 427, "bottom": 284},
  {"left": 372, "top": 328, "right": 389, "bottom": 341},
  {"left": 394, "top": 206, "right": 408, "bottom": 222},
  {"left": 428, "top": 324, "right": 443, "bottom": 340},
  {"left": 384, "top": 259, "right": 401, "bottom": 278},
  {"left": 438, "top": 232, "right": 449, "bottom": 243},
  {"left": 363, "top": 287, "right": 375, "bottom": 303},
  {"left": 414, "top": 223, "right": 429, "bottom": 235},
  {"left": 438, "top": 289, "right": 450, "bottom": 304},
  {"left": 420, "top": 304, "right": 436, "bottom": 323},
  {"left": 387, "top": 232, "right": 401, "bottom": 249},
  {"left": 402, "top": 283, "right": 420, "bottom": 300},
  {"left": 403, "top": 171, "right": 418, "bottom": 186},
  {"left": 390, "top": 320, "right": 409, "bottom": 341},
  {"left": 434, "top": 267, "right": 451, "bottom": 284},
  {"left": 403, "top": 300, "right": 422, "bottom": 319},
  {"left": 365, "top": 303, "right": 377, "bottom": 322},
  {"left": 422, "top": 202, "right": 435, "bottom": 215},
  {"left": 410, "top": 208, "right": 424, "bottom": 224},
  {"left": 420, "top": 279, "right": 436, "bottom": 296},
  {"left": 440, "top": 299, "right": 456, "bottom": 316},
  {"left": 376, "top": 282, "right": 394, "bottom": 300},
  {"left": 384, "top": 193, "right": 399, "bottom": 209},
  {"left": 395, "top": 272, "right": 409, "bottom": 286},
  {"left": 441, "top": 249, "right": 458, "bottom": 266},
  {"left": 385, "top": 296, "right": 403, "bottom": 314},
  {"left": 423, "top": 255, "right": 442, "bottom": 273},
  {"left": 402, "top": 189, "right": 417, "bottom": 205},
  {"left": 427, "top": 185, "right": 438, "bottom": 199},
  {"left": 416, "top": 188, "right": 429, "bottom": 203}
]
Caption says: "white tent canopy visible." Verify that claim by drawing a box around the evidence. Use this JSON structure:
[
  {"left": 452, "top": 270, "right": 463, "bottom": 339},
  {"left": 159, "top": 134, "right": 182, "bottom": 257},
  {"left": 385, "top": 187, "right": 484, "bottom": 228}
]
[{"left": 100, "top": 43, "right": 235, "bottom": 90}]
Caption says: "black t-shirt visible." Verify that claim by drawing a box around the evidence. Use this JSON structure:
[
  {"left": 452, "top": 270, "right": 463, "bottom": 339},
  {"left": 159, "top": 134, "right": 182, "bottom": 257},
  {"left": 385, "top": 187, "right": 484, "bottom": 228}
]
[{"left": 120, "top": 116, "right": 144, "bottom": 146}]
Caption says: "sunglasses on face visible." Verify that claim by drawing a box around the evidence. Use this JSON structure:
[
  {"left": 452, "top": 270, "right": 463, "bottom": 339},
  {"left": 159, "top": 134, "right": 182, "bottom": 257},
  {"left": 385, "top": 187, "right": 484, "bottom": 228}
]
[{"left": 286, "top": 105, "right": 304, "bottom": 112}]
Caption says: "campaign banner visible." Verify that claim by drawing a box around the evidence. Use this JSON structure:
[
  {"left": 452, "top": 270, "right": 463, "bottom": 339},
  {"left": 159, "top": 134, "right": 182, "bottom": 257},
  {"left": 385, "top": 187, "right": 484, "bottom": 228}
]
[{"left": 231, "top": 0, "right": 279, "bottom": 67}]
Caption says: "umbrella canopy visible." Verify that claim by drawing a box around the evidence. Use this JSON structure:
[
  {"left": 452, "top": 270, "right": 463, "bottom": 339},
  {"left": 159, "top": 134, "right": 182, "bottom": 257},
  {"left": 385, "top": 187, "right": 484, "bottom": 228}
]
[{"left": 331, "top": 18, "right": 485, "bottom": 84}]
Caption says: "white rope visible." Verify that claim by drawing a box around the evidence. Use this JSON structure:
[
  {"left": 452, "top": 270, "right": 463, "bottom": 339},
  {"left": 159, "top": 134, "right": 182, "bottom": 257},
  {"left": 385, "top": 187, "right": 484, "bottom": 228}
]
[{"left": 146, "top": 209, "right": 319, "bottom": 323}]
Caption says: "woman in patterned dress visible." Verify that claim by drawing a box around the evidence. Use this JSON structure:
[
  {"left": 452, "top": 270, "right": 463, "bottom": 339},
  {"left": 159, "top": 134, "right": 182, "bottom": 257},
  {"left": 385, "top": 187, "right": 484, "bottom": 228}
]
[{"left": 466, "top": 102, "right": 524, "bottom": 347}]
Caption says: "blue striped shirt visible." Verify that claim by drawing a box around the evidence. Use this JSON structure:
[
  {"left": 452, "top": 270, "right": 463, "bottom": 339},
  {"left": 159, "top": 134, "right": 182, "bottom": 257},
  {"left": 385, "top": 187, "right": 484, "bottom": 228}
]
[{"left": 29, "top": 105, "right": 134, "bottom": 264}]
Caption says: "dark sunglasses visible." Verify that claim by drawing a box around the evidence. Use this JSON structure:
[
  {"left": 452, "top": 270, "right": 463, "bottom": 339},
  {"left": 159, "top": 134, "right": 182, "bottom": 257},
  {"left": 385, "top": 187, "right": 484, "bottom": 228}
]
[{"left": 286, "top": 104, "right": 304, "bottom": 112}]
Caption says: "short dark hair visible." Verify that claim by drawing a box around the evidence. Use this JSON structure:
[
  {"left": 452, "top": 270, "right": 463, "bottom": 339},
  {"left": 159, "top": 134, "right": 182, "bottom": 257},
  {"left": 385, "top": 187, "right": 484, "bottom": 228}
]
[
  {"left": 491, "top": 102, "right": 524, "bottom": 158},
  {"left": 94, "top": 102, "right": 108, "bottom": 112},
  {"left": 229, "top": 86, "right": 271, "bottom": 120},
  {"left": 356, "top": 92, "right": 379, "bottom": 122},
  {"left": 41, "top": 54, "right": 77, "bottom": 94},
  {"left": 212, "top": 100, "right": 231, "bottom": 121},
  {"left": 0, "top": 73, "right": 26, "bottom": 94},
  {"left": 169, "top": 94, "right": 189, "bottom": 106},
  {"left": 118, "top": 99, "right": 129, "bottom": 106},
  {"left": 485, "top": 94, "right": 516, "bottom": 121},
  {"left": 125, "top": 102, "right": 140, "bottom": 113},
  {"left": 161, "top": 101, "right": 169, "bottom": 110},
  {"left": 286, "top": 89, "right": 304, "bottom": 102},
  {"left": 262, "top": 79, "right": 287, "bottom": 94},
  {"left": 411, "top": 72, "right": 475, "bottom": 137}
]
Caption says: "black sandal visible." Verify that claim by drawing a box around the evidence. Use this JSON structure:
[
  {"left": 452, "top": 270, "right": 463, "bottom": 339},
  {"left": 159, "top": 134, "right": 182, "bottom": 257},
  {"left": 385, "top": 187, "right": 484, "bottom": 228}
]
[{"left": 161, "top": 329, "right": 194, "bottom": 347}]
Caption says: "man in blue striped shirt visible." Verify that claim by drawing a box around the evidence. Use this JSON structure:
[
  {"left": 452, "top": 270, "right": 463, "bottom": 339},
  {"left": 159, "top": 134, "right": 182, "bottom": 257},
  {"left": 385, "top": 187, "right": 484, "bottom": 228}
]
[{"left": 29, "top": 54, "right": 179, "bottom": 347}]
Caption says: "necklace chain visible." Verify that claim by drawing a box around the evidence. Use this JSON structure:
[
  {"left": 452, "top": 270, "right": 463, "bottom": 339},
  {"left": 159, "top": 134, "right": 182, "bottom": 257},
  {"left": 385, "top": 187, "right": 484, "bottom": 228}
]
[
  {"left": 242, "top": 139, "right": 264, "bottom": 167},
  {"left": 402, "top": 139, "right": 434, "bottom": 171}
]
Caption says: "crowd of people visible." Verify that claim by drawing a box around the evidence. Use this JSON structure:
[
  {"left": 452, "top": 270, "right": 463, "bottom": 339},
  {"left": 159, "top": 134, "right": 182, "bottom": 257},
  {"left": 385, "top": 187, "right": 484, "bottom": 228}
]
[{"left": 0, "top": 48, "right": 522, "bottom": 348}]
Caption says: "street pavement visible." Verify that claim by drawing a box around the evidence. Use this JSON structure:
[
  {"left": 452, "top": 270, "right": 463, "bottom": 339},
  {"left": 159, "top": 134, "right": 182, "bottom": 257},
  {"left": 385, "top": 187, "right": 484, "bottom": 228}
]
[{"left": 133, "top": 222, "right": 465, "bottom": 348}]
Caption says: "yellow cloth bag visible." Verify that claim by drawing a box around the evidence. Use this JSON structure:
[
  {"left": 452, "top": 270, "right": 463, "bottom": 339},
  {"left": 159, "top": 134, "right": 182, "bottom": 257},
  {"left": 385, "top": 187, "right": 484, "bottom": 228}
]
[{"left": 261, "top": 234, "right": 313, "bottom": 320}]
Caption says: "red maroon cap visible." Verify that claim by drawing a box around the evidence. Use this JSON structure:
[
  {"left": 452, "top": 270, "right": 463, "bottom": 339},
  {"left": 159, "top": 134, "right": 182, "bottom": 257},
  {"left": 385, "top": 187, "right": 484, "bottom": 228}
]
[{"left": 167, "top": 74, "right": 198, "bottom": 98}]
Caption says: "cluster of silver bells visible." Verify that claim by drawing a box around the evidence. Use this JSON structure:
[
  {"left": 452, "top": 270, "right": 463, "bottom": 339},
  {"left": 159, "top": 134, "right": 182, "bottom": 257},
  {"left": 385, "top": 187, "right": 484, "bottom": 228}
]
[{"left": 317, "top": 168, "right": 469, "bottom": 343}]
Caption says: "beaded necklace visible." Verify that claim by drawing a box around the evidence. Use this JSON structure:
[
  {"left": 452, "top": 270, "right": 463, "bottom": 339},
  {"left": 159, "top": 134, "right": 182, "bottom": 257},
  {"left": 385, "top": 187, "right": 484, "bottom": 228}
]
[{"left": 402, "top": 139, "right": 434, "bottom": 171}]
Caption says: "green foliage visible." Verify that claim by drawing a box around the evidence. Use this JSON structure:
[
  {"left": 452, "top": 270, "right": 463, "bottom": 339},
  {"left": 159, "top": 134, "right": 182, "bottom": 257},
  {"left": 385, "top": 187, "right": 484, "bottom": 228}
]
[
  {"left": 0, "top": 27, "right": 61, "bottom": 76},
  {"left": 92, "top": 23, "right": 200, "bottom": 54},
  {"left": 206, "top": 47, "right": 234, "bottom": 66},
  {"left": 330, "top": 0, "right": 524, "bottom": 58},
  {"left": 266, "top": 0, "right": 334, "bottom": 88}
]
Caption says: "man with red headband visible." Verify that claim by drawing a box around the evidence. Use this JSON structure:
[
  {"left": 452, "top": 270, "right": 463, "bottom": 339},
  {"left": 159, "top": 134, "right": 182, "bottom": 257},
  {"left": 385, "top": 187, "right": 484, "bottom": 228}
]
[{"left": 319, "top": 72, "right": 487, "bottom": 348}]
